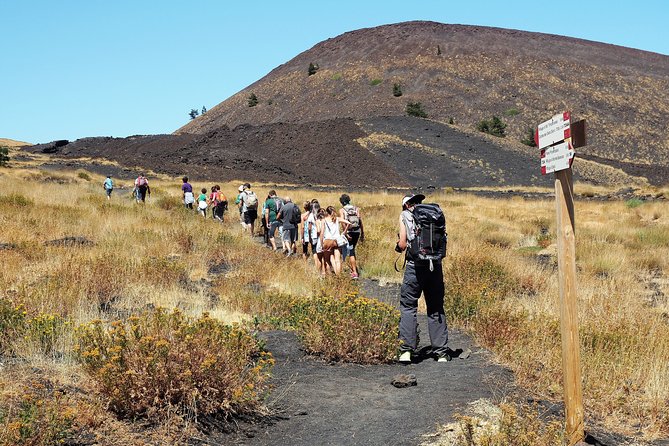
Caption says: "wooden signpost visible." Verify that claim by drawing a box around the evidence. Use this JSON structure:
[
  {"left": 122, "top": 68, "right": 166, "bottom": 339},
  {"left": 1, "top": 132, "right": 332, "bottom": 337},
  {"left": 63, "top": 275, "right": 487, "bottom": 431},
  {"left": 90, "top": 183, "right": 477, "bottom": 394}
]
[{"left": 535, "top": 113, "right": 586, "bottom": 446}]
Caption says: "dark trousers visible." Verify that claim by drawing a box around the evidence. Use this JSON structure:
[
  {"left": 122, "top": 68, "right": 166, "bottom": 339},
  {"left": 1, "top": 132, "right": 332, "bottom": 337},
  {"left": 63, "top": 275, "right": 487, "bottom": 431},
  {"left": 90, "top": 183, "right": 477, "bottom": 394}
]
[{"left": 399, "top": 261, "right": 448, "bottom": 355}]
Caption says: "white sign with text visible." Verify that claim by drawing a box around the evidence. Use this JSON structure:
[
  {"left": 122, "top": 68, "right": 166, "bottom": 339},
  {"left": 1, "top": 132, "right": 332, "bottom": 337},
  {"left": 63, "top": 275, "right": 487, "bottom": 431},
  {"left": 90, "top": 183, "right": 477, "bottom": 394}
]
[
  {"left": 536, "top": 112, "right": 571, "bottom": 149},
  {"left": 541, "top": 140, "right": 575, "bottom": 175}
]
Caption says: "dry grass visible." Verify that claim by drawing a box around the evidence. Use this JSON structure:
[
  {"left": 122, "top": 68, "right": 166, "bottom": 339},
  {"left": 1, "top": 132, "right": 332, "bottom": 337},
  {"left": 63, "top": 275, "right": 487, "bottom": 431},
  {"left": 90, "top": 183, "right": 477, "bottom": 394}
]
[
  {"left": 357, "top": 188, "right": 669, "bottom": 441},
  {"left": 1, "top": 162, "right": 668, "bottom": 442}
]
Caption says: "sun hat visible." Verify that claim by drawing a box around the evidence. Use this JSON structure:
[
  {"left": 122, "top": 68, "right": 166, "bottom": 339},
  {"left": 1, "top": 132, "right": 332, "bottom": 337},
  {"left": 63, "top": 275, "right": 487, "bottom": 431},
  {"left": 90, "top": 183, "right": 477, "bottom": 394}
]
[{"left": 402, "top": 194, "right": 425, "bottom": 207}]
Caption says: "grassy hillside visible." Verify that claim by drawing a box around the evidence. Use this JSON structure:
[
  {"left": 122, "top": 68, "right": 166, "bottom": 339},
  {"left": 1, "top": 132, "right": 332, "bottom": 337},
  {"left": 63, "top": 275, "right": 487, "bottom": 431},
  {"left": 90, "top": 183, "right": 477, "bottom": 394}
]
[
  {"left": 0, "top": 138, "right": 31, "bottom": 148},
  {"left": 0, "top": 161, "right": 668, "bottom": 443}
]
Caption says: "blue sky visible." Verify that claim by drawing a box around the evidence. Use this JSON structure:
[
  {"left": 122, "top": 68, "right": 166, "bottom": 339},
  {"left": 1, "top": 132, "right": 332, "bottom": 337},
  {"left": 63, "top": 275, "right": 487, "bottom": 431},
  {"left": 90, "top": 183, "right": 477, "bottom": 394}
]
[{"left": 1, "top": 0, "right": 667, "bottom": 144}]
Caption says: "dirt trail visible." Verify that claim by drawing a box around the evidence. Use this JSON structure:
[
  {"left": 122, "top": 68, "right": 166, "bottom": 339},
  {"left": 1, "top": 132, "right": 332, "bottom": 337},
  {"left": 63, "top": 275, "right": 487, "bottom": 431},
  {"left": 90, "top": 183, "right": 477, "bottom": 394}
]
[{"left": 218, "top": 279, "right": 515, "bottom": 446}]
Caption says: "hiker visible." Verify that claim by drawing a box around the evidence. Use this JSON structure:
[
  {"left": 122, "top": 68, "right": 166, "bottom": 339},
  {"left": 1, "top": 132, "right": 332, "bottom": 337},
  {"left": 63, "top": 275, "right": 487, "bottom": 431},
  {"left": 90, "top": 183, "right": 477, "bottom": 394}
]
[
  {"left": 209, "top": 185, "right": 225, "bottom": 221},
  {"left": 301, "top": 201, "right": 317, "bottom": 260},
  {"left": 395, "top": 194, "right": 449, "bottom": 363},
  {"left": 197, "top": 188, "right": 208, "bottom": 217},
  {"left": 339, "top": 194, "right": 364, "bottom": 279},
  {"left": 240, "top": 183, "right": 259, "bottom": 236},
  {"left": 277, "top": 196, "right": 301, "bottom": 256},
  {"left": 214, "top": 185, "right": 227, "bottom": 221},
  {"left": 182, "top": 176, "right": 194, "bottom": 209},
  {"left": 234, "top": 185, "right": 245, "bottom": 227},
  {"left": 103, "top": 175, "right": 113, "bottom": 200},
  {"left": 321, "top": 205, "right": 350, "bottom": 274},
  {"left": 264, "top": 190, "right": 283, "bottom": 251},
  {"left": 309, "top": 200, "right": 323, "bottom": 271},
  {"left": 315, "top": 206, "right": 326, "bottom": 275},
  {"left": 134, "top": 173, "right": 150, "bottom": 203}
]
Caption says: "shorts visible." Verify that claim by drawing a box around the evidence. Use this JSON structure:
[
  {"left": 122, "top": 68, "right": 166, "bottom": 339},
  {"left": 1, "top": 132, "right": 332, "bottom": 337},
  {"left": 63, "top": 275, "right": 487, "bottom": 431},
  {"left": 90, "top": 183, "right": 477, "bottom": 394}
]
[
  {"left": 347, "top": 231, "right": 361, "bottom": 257},
  {"left": 269, "top": 220, "right": 281, "bottom": 236},
  {"left": 105, "top": 188, "right": 112, "bottom": 197},
  {"left": 282, "top": 227, "right": 298, "bottom": 243},
  {"left": 303, "top": 240, "right": 317, "bottom": 255},
  {"left": 244, "top": 209, "right": 258, "bottom": 224}
]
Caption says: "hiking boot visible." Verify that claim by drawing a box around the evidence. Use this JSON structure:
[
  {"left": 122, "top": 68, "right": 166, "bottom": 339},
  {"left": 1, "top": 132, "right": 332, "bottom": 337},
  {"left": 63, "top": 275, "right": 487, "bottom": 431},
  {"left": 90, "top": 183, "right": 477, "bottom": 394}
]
[
  {"left": 436, "top": 353, "right": 451, "bottom": 363},
  {"left": 398, "top": 351, "right": 412, "bottom": 363}
]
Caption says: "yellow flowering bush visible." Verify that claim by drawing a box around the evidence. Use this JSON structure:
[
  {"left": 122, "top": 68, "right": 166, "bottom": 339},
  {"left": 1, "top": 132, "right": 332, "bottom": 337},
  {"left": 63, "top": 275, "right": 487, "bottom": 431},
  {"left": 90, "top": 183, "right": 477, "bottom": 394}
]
[
  {"left": 75, "top": 308, "right": 273, "bottom": 420},
  {"left": 0, "top": 298, "right": 69, "bottom": 357},
  {"left": 290, "top": 290, "right": 401, "bottom": 363},
  {"left": 0, "top": 378, "right": 76, "bottom": 446}
]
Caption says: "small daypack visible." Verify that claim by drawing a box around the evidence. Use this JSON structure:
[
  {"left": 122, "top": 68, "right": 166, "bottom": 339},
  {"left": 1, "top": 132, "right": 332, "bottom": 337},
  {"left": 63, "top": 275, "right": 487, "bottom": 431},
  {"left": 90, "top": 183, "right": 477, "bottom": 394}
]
[
  {"left": 290, "top": 204, "right": 301, "bottom": 225},
  {"left": 405, "top": 203, "right": 447, "bottom": 265},
  {"left": 343, "top": 204, "right": 361, "bottom": 232},
  {"left": 274, "top": 197, "right": 283, "bottom": 214},
  {"left": 245, "top": 191, "right": 258, "bottom": 209}
]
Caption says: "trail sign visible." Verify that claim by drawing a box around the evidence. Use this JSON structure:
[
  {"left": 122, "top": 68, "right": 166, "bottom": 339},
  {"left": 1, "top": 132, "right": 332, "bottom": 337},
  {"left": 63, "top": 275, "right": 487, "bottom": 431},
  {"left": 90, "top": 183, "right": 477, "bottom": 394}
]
[
  {"left": 541, "top": 140, "right": 575, "bottom": 175},
  {"left": 533, "top": 111, "right": 586, "bottom": 446},
  {"left": 535, "top": 111, "right": 571, "bottom": 149}
]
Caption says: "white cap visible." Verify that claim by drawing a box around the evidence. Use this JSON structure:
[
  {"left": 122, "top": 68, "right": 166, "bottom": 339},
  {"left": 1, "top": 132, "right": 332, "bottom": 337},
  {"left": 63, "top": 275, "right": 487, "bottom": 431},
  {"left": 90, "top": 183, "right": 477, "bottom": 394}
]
[{"left": 402, "top": 194, "right": 425, "bottom": 207}]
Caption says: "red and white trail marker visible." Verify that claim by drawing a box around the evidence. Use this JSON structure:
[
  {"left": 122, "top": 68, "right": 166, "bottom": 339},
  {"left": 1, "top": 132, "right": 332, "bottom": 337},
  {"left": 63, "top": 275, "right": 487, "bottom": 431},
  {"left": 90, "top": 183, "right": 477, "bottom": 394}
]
[
  {"left": 535, "top": 111, "right": 571, "bottom": 149},
  {"left": 541, "top": 140, "right": 575, "bottom": 175}
]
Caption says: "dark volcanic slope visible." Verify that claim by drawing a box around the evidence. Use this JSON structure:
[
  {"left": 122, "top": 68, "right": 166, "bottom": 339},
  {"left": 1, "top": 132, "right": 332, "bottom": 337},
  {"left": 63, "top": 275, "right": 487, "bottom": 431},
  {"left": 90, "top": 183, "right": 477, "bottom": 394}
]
[
  {"left": 27, "top": 116, "right": 560, "bottom": 188},
  {"left": 177, "top": 21, "right": 669, "bottom": 169},
  {"left": 28, "top": 119, "right": 404, "bottom": 187}
]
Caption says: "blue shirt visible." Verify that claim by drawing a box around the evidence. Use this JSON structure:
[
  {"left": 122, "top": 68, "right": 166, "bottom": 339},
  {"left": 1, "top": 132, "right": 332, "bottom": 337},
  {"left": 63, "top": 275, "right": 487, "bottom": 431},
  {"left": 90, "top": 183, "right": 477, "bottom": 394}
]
[{"left": 104, "top": 178, "right": 113, "bottom": 189}]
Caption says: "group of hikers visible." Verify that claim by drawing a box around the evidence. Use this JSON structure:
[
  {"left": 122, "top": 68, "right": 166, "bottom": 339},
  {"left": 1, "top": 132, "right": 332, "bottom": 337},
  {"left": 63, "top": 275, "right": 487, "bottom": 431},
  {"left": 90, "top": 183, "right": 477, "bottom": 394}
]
[
  {"left": 181, "top": 176, "right": 228, "bottom": 221},
  {"left": 103, "top": 173, "right": 452, "bottom": 363},
  {"left": 232, "top": 183, "right": 364, "bottom": 279},
  {"left": 101, "top": 173, "right": 151, "bottom": 202}
]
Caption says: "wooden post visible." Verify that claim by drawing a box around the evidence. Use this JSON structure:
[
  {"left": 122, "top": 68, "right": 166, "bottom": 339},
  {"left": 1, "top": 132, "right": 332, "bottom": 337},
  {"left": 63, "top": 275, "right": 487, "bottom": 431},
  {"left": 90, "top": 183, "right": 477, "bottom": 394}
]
[{"left": 554, "top": 167, "right": 585, "bottom": 445}]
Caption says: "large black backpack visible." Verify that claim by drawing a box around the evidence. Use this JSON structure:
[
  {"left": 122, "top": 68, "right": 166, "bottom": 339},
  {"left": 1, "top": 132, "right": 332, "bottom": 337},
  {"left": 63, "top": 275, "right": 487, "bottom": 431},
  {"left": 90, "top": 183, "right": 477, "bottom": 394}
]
[{"left": 406, "top": 203, "right": 447, "bottom": 263}]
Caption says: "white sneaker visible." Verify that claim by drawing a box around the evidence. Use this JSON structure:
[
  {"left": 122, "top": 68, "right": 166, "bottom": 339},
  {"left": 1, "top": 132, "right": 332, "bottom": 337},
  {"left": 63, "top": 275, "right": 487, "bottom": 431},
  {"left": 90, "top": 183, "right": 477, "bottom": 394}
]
[
  {"left": 437, "top": 354, "right": 451, "bottom": 363},
  {"left": 398, "top": 351, "right": 412, "bottom": 363}
]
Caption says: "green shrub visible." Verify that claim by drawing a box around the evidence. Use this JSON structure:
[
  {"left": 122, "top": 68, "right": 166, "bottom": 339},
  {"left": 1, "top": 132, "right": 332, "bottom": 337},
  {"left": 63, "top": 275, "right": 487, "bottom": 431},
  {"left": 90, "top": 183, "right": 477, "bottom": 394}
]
[
  {"left": 0, "top": 146, "right": 9, "bottom": 167},
  {"left": 331, "top": 73, "right": 342, "bottom": 80},
  {"left": 521, "top": 127, "right": 537, "bottom": 147},
  {"left": 626, "top": 198, "right": 644, "bottom": 208},
  {"left": 406, "top": 102, "right": 427, "bottom": 118},
  {"left": 393, "top": 83, "right": 403, "bottom": 97},
  {"left": 477, "top": 116, "right": 506, "bottom": 137},
  {"left": 0, "top": 193, "right": 34, "bottom": 207},
  {"left": 370, "top": 78, "right": 383, "bottom": 86},
  {"left": 247, "top": 93, "right": 258, "bottom": 107},
  {"left": 290, "top": 291, "right": 401, "bottom": 363},
  {"left": 504, "top": 107, "right": 520, "bottom": 117},
  {"left": 308, "top": 62, "right": 319, "bottom": 76},
  {"left": 75, "top": 308, "right": 273, "bottom": 420},
  {"left": 77, "top": 172, "right": 91, "bottom": 181}
]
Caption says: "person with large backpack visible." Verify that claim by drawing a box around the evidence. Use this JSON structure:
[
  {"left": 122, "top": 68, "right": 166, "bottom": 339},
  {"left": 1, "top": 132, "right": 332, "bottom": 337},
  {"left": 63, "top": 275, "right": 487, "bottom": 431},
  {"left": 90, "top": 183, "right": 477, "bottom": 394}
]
[
  {"left": 395, "top": 193, "right": 449, "bottom": 364},
  {"left": 134, "top": 173, "right": 150, "bottom": 203},
  {"left": 339, "top": 194, "right": 364, "bottom": 279},
  {"left": 240, "top": 183, "right": 259, "bottom": 236}
]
